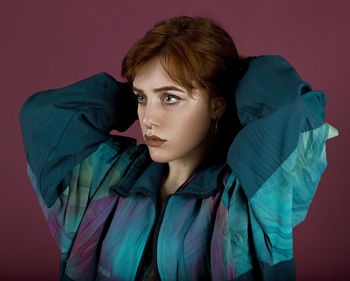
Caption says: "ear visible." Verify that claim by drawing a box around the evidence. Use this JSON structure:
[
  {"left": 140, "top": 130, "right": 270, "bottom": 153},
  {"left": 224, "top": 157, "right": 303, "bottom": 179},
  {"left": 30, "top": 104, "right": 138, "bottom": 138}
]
[{"left": 209, "top": 96, "right": 227, "bottom": 119}]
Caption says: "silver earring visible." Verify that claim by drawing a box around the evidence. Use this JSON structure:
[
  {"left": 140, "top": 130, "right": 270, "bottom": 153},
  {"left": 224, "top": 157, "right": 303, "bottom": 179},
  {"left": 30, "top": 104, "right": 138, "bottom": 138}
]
[{"left": 214, "top": 120, "right": 218, "bottom": 134}]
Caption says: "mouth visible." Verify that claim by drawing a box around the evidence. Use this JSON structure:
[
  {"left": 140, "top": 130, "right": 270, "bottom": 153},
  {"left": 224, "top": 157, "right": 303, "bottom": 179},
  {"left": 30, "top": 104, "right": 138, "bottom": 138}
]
[{"left": 144, "top": 135, "right": 166, "bottom": 147}]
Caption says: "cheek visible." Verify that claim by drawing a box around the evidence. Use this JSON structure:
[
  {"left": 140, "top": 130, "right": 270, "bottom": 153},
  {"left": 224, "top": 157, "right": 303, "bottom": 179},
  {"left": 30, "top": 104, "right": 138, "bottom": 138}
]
[{"left": 170, "top": 107, "right": 211, "bottom": 142}]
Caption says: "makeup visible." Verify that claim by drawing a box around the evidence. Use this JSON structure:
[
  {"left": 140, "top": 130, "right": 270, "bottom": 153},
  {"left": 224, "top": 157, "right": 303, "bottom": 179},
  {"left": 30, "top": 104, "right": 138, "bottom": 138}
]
[{"left": 145, "top": 135, "right": 166, "bottom": 147}]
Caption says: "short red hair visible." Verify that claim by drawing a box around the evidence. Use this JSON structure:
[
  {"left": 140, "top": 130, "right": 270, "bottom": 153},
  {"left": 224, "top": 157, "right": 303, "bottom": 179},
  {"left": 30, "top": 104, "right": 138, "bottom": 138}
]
[{"left": 122, "top": 16, "right": 240, "bottom": 98}]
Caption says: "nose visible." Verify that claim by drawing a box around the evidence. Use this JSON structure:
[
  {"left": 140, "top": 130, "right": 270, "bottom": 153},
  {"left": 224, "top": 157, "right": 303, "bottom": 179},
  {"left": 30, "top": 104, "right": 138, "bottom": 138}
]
[{"left": 140, "top": 101, "right": 159, "bottom": 129}]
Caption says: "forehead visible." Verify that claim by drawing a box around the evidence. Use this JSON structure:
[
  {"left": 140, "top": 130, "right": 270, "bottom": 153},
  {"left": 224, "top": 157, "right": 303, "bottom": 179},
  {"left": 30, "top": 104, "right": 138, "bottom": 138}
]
[{"left": 133, "top": 58, "right": 185, "bottom": 91}]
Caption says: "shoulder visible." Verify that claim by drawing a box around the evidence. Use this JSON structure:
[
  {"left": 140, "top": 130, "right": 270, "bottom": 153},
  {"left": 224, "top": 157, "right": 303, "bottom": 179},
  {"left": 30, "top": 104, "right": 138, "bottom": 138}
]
[
  {"left": 98, "top": 134, "right": 150, "bottom": 166},
  {"left": 69, "top": 135, "right": 151, "bottom": 199},
  {"left": 74, "top": 134, "right": 150, "bottom": 185}
]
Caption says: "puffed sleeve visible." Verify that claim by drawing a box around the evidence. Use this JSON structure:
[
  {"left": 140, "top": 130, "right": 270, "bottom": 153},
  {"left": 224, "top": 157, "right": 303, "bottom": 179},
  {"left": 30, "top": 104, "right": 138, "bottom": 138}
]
[
  {"left": 226, "top": 55, "right": 338, "bottom": 270},
  {"left": 19, "top": 72, "right": 138, "bottom": 207},
  {"left": 18, "top": 72, "right": 144, "bottom": 263}
]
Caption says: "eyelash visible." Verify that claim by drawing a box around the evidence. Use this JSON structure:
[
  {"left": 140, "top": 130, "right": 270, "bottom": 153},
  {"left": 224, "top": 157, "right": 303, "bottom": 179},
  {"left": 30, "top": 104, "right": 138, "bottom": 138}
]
[{"left": 135, "top": 94, "right": 180, "bottom": 106}]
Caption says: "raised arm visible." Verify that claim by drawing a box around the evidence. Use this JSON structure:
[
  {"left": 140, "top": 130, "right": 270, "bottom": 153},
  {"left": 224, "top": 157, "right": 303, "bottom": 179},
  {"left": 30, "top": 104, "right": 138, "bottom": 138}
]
[
  {"left": 228, "top": 55, "right": 338, "bottom": 203},
  {"left": 18, "top": 72, "right": 138, "bottom": 207},
  {"left": 223, "top": 55, "right": 338, "bottom": 277}
]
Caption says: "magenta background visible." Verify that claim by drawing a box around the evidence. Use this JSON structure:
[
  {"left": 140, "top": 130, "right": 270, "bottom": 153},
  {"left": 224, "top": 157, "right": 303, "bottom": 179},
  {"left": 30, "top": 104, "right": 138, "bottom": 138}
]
[{"left": 2, "top": 0, "right": 348, "bottom": 280}]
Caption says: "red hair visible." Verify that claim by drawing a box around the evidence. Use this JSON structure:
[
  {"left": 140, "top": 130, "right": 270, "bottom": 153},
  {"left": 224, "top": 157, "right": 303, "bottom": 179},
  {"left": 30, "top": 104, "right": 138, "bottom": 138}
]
[{"left": 122, "top": 16, "right": 241, "bottom": 97}]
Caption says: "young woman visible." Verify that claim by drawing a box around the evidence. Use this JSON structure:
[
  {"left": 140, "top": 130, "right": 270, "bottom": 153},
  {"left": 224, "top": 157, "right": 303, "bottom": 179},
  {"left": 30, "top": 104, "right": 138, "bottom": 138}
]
[{"left": 19, "top": 16, "right": 338, "bottom": 281}]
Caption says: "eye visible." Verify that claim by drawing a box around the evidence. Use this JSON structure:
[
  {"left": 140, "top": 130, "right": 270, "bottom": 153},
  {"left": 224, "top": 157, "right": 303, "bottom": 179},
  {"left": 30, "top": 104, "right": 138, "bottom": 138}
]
[
  {"left": 162, "top": 94, "right": 180, "bottom": 105},
  {"left": 135, "top": 94, "right": 146, "bottom": 104}
]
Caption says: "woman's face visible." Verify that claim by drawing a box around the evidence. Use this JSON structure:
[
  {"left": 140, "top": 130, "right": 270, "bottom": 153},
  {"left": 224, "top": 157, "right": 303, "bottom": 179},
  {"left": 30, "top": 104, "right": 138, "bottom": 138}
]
[{"left": 133, "top": 57, "right": 215, "bottom": 163}]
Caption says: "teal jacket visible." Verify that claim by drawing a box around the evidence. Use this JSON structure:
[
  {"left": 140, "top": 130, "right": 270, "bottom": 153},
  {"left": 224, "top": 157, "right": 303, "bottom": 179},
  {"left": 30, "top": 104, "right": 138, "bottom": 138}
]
[{"left": 19, "top": 55, "right": 338, "bottom": 281}]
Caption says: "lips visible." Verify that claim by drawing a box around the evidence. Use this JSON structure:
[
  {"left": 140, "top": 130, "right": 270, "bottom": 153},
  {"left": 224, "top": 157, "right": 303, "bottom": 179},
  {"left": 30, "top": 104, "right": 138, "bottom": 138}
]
[{"left": 144, "top": 135, "right": 166, "bottom": 147}]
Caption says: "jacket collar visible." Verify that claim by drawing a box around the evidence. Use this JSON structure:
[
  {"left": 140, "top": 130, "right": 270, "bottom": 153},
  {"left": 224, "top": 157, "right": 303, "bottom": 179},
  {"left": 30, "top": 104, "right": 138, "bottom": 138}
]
[{"left": 114, "top": 142, "right": 229, "bottom": 202}]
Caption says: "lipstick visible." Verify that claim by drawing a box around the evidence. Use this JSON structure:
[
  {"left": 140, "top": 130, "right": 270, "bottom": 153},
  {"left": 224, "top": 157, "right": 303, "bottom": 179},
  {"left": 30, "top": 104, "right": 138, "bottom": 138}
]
[{"left": 145, "top": 135, "right": 166, "bottom": 147}]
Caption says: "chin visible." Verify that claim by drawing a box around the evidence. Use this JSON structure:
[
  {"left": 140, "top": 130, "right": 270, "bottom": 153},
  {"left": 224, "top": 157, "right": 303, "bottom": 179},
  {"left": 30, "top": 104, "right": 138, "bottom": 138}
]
[{"left": 147, "top": 148, "right": 171, "bottom": 163}]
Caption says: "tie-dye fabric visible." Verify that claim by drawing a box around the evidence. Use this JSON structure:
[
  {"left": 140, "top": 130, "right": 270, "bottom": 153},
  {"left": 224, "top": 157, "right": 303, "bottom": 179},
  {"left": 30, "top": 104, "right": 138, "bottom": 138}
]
[{"left": 19, "top": 55, "right": 338, "bottom": 281}]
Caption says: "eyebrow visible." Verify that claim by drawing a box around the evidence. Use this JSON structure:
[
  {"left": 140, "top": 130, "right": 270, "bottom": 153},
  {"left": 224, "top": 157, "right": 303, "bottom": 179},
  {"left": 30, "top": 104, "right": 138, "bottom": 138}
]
[{"left": 132, "top": 86, "right": 185, "bottom": 94}]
